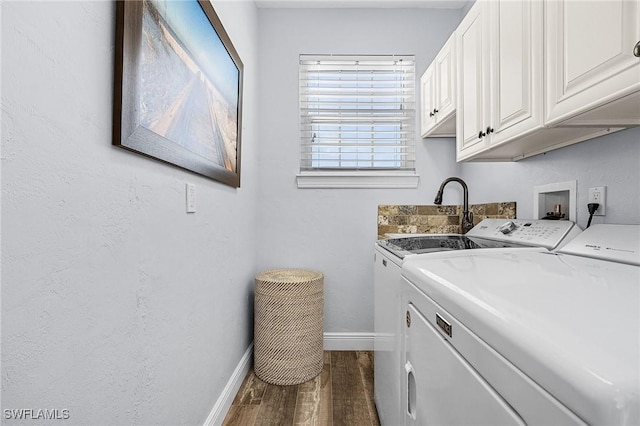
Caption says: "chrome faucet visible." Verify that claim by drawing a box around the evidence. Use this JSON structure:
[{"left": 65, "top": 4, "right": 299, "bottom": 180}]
[{"left": 434, "top": 177, "right": 474, "bottom": 234}]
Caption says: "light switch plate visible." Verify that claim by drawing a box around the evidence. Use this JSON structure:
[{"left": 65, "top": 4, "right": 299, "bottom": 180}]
[{"left": 186, "top": 183, "right": 196, "bottom": 213}]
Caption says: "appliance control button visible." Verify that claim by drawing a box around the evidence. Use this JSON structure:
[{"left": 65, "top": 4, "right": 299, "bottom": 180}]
[{"left": 499, "top": 221, "right": 517, "bottom": 234}]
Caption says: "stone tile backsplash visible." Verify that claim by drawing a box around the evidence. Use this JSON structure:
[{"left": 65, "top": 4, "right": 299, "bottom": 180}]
[{"left": 378, "top": 202, "right": 516, "bottom": 239}]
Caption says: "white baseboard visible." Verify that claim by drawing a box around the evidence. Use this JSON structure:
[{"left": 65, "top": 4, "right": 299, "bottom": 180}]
[
  {"left": 203, "top": 342, "right": 253, "bottom": 426},
  {"left": 323, "top": 332, "right": 374, "bottom": 351}
]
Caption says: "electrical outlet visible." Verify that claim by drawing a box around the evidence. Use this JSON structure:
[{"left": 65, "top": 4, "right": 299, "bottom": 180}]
[
  {"left": 186, "top": 183, "right": 196, "bottom": 213},
  {"left": 588, "top": 186, "right": 606, "bottom": 216}
]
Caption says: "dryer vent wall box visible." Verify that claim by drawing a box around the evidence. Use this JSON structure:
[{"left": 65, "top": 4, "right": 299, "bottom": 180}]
[{"left": 533, "top": 181, "right": 577, "bottom": 222}]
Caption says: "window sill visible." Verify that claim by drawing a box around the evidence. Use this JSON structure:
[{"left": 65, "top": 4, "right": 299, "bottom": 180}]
[{"left": 296, "top": 171, "right": 419, "bottom": 189}]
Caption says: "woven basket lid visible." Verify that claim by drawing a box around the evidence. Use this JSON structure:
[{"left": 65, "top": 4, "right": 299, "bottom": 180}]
[{"left": 255, "top": 268, "right": 323, "bottom": 283}]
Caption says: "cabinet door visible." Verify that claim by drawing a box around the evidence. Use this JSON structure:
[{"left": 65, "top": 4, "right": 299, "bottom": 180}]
[
  {"left": 422, "top": 33, "right": 457, "bottom": 138},
  {"left": 545, "top": 0, "right": 640, "bottom": 125},
  {"left": 435, "top": 33, "right": 456, "bottom": 122},
  {"left": 420, "top": 66, "right": 437, "bottom": 137},
  {"left": 488, "top": 0, "right": 543, "bottom": 147},
  {"left": 456, "top": 2, "right": 488, "bottom": 160}
]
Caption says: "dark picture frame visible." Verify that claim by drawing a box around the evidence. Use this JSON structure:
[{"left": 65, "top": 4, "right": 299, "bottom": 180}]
[{"left": 113, "top": 0, "right": 243, "bottom": 187}]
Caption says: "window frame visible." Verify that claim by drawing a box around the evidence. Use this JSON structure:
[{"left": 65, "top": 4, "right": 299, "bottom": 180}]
[{"left": 297, "top": 54, "right": 419, "bottom": 189}]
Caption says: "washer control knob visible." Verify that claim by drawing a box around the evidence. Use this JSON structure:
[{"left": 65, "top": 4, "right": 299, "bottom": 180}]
[{"left": 499, "top": 221, "right": 517, "bottom": 234}]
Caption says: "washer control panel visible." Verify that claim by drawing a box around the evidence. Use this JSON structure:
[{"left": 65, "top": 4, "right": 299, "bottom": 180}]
[{"left": 468, "top": 219, "right": 579, "bottom": 249}]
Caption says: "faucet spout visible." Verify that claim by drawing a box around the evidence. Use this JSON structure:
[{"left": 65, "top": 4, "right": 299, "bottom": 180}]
[
  {"left": 433, "top": 177, "right": 474, "bottom": 234},
  {"left": 433, "top": 191, "right": 443, "bottom": 205}
]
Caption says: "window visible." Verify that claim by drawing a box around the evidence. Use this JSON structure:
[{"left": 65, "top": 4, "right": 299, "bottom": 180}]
[{"left": 297, "top": 55, "right": 418, "bottom": 188}]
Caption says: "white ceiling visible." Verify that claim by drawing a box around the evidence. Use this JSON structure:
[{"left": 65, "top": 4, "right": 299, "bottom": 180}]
[{"left": 254, "top": 0, "right": 472, "bottom": 9}]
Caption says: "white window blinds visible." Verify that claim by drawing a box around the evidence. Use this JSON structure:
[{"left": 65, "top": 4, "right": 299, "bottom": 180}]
[{"left": 299, "top": 55, "right": 416, "bottom": 171}]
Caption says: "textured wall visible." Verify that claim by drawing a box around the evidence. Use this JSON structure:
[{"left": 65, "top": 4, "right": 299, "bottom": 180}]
[
  {"left": 1, "top": 1, "right": 258, "bottom": 424},
  {"left": 459, "top": 127, "right": 640, "bottom": 227},
  {"left": 256, "top": 7, "right": 465, "bottom": 335}
]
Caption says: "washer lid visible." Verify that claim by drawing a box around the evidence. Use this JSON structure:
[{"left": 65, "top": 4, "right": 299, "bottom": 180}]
[{"left": 402, "top": 249, "right": 640, "bottom": 426}]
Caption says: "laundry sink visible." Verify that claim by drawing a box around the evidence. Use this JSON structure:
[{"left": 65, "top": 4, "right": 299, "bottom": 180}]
[
  {"left": 378, "top": 233, "right": 533, "bottom": 259},
  {"left": 384, "top": 233, "right": 453, "bottom": 238}
]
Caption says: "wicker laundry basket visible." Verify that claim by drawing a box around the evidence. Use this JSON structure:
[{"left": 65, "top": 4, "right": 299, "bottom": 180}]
[{"left": 254, "top": 268, "right": 324, "bottom": 385}]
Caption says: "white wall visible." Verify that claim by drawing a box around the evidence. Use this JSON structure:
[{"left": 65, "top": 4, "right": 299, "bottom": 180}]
[
  {"left": 459, "top": 127, "right": 640, "bottom": 227},
  {"left": 1, "top": 1, "right": 258, "bottom": 424},
  {"left": 256, "top": 6, "right": 640, "bottom": 342},
  {"left": 256, "top": 8, "right": 465, "bottom": 336}
]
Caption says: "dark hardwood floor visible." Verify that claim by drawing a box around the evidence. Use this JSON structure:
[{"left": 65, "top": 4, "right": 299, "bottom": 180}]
[{"left": 222, "top": 351, "right": 381, "bottom": 426}]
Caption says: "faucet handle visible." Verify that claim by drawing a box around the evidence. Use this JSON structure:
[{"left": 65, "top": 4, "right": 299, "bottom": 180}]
[{"left": 462, "top": 211, "right": 474, "bottom": 233}]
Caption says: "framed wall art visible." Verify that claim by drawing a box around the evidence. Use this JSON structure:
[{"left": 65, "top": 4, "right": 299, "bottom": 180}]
[{"left": 113, "top": 0, "right": 243, "bottom": 187}]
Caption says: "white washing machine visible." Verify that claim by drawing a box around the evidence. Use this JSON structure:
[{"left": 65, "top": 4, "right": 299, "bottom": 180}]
[
  {"left": 374, "top": 219, "right": 581, "bottom": 425},
  {"left": 401, "top": 224, "right": 639, "bottom": 425}
]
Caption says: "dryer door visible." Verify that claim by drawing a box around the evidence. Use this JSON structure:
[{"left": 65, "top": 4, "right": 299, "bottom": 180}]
[{"left": 404, "top": 303, "right": 525, "bottom": 426}]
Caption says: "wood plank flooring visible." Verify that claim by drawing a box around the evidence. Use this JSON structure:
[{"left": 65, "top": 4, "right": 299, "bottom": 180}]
[{"left": 223, "top": 351, "right": 381, "bottom": 426}]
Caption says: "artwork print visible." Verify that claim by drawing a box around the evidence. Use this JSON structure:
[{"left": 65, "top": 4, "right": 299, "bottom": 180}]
[{"left": 114, "top": 0, "right": 243, "bottom": 187}]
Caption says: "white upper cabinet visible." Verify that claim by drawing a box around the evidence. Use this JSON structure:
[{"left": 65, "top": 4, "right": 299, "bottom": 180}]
[
  {"left": 456, "top": 0, "right": 628, "bottom": 162},
  {"left": 487, "top": 0, "right": 543, "bottom": 146},
  {"left": 455, "top": 2, "right": 486, "bottom": 158},
  {"left": 545, "top": 0, "right": 640, "bottom": 127},
  {"left": 457, "top": 0, "right": 545, "bottom": 160},
  {"left": 421, "top": 33, "right": 457, "bottom": 138},
  {"left": 434, "top": 34, "right": 457, "bottom": 129},
  {"left": 420, "top": 65, "right": 437, "bottom": 135}
]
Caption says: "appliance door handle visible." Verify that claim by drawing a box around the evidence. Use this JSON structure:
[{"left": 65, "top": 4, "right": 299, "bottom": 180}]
[{"left": 405, "top": 361, "right": 417, "bottom": 420}]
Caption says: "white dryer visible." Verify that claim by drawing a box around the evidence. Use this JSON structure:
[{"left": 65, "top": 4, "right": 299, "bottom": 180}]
[{"left": 401, "top": 224, "right": 639, "bottom": 425}]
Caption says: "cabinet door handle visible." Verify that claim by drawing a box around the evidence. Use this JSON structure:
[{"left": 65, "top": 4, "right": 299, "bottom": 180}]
[
  {"left": 382, "top": 259, "right": 387, "bottom": 267},
  {"left": 429, "top": 111, "right": 435, "bottom": 117},
  {"left": 634, "top": 41, "right": 640, "bottom": 57},
  {"left": 486, "top": 126, "right": 494, "bottom": 134},
  {"left": 433, "top": 109, "right": 439, "bottom": 114},
  {"left": 478, "top": 130, "right": 486, "bottom": 138}
]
